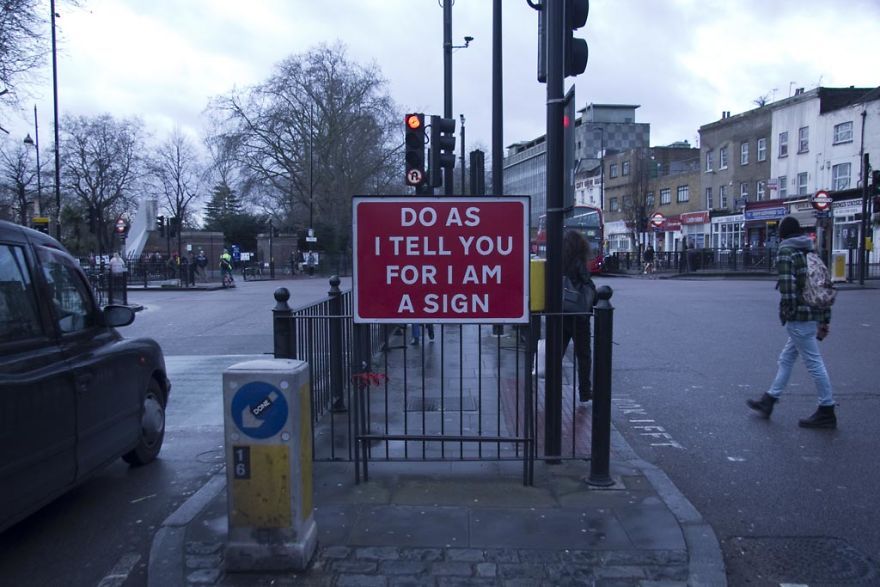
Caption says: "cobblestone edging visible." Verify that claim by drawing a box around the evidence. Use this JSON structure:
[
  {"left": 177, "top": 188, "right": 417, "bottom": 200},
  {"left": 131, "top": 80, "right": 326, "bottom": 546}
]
[{"left": 186, "top": 542, "right": 688, "bottom": 586}]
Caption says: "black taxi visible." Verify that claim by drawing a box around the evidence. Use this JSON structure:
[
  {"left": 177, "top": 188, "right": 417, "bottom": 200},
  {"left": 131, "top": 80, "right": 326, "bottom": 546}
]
[{"left": 0, "top": 220, "right": 170, "bottom": 532}]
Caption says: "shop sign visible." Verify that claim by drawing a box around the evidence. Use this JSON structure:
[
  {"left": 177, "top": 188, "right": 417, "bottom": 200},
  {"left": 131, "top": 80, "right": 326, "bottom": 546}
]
[
  {"left": 744, "top": 207, "right": 786, "bottom": 221},
  {"left": 680, "top": 211, "right": 709, "bottom": 225},
  {"left": 833, "top": 199, "right": 862, "bottom": 216}
]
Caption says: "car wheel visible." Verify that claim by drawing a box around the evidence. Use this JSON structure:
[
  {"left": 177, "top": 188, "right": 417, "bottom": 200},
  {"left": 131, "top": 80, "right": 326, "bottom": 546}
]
[{"left": 123, "top": 379, "right": 166, "bottom": 466}]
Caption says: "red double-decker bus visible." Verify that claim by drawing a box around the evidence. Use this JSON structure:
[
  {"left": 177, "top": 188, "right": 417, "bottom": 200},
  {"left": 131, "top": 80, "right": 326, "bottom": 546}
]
[{"left": 533, "top": 204, "right": 605, "bottom": 274}]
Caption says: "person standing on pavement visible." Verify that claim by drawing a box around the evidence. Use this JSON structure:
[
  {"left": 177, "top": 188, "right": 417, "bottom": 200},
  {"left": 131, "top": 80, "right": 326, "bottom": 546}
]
[
  {"left": 747, "top": 215, "right": 836, "bottom": 429},
  {"left": 108, "top": 252, "right": 126, "bottom": 304},
  {"left": 561, "top": 230, "right": 596, "bottom": 402},
  {"left": 196, "top": 249, "right": 208, "bottom": 282}
]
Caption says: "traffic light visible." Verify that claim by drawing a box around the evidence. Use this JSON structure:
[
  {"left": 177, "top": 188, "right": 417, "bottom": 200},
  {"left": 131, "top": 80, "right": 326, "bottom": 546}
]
[
  {"left": 429, "top": 115, "right": 456, "bottom": 187},
  {"left": 404, "top": 113, "right": 426, "bottom": 187},
  {"left": 88, "top": 206, "right": 97, "bottom": 234},
  {"left": 156, "top": 215, "right": 166, "bottom": 237},
  {"left": 872, "top": 170, "right": 880, "bottom": 195},
  {"left": 169, "top": 216, "right": 178, "bottom": 238},
  {"left": 563, "top": 0, "right": 589, "bottom": 78}
]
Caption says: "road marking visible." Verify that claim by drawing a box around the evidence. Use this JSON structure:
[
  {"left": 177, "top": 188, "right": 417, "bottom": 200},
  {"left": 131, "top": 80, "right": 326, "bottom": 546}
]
[
  {"left": 97, "top": 552, "right": 141, "bottom": 587},
  {"left": 726, "top": 456, "right": 745, "bottom": 462},
  {"left": 613, "top": 397, "right": 684, "bottom": 449}
]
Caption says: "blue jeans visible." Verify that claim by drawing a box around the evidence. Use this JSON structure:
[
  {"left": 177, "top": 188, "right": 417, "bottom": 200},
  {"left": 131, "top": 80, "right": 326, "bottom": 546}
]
[
  {"left": 768, "top": 321, "right": 834, "bottom": 406},
  {"left": 411, "top": 324, "right": 434, "bottom": 340}
]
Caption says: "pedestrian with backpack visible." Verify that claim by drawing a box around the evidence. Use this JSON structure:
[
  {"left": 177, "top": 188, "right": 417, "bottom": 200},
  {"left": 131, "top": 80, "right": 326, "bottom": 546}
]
[{"left": 747, "top": 215, "right": 837, "bottom": 428}]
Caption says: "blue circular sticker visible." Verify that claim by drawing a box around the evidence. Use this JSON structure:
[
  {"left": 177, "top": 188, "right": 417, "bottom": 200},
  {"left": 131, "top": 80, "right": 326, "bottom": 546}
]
[{"left": 230, "top": 381, "right": 289, "bottom": 439}]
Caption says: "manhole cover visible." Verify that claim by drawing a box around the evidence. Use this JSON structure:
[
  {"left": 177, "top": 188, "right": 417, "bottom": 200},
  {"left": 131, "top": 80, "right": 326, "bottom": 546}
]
[
  {"left": 726, "top": 536, "right": 879, "bottom": 585},
  {"left": 406, "top": 397, "right": 477, "bottom": 412}
]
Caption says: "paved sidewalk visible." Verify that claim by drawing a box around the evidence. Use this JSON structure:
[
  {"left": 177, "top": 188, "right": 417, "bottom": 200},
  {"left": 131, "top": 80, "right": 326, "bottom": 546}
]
[
  {"left": 147, "top": 320, "right": 726, "bottom": 586},
  {"left": 149, "top": 434, "right": 725, "bottom": 586}
]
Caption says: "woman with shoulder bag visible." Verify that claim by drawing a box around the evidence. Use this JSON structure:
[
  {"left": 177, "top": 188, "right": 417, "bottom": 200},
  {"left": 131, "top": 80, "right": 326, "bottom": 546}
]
[{"left": 561, "top": 230, "right": 596, "bottom": 402}]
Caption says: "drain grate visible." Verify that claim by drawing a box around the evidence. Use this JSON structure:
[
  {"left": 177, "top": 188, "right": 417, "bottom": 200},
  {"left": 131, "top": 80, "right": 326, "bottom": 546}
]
[
  {"left": 406, "top": 396, "right": 478, "bottom": 412},
  {"left": 726, "top": 536, "right": 879, "bottom": 585}
]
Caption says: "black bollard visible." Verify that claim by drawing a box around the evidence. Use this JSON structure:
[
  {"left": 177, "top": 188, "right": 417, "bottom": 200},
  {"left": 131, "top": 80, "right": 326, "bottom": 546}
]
[
  {"left": 273, "top": 287, "right": 295, "bottom": 359},
  {"left": 588, "top": 285, "right": 615, "bottom": 487},
  {"left": 328, "top": 276, "right": 346, "bottom": 412}
]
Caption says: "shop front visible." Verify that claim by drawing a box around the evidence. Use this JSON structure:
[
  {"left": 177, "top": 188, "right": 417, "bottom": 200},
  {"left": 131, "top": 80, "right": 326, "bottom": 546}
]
[
  {"left": 711, "top": 212, "right": 745, "bottom": 250},
  {"left": 680, "top": 211, "right": 710, "bottom": 249},
  {"left": 743, "top": 202, "right": 786, "bottom": 247}
]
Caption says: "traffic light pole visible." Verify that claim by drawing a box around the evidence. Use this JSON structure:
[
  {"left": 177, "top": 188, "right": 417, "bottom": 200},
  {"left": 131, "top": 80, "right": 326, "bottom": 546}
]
[
  {"left": 859, "top": 153, "right": 869, "bottom": 286},
  {"left": 443, "top": 0, "right": 453, "bottom": 196},
  {"left": 544, "top": 0, "right": 565, "bottom": 463}
]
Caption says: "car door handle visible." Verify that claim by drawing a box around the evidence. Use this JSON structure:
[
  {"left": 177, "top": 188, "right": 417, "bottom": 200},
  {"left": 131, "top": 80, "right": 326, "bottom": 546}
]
[{"left": 75, "top": 372, "right": 94, "bottom": 393}]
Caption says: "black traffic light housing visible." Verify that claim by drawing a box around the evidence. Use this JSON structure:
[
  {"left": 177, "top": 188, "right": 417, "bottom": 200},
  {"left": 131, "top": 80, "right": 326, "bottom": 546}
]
[
  {"left": 430, "top": 115, "right": 456, "bottom": 188},
  {"left": 872, "top": 170, "right": 880, "bottom": 195},
  {"left": 156, "top": 215, "right": 166, "bottom": 237},
  {"left": 404, "top": 113, "right": 426, "bottom": 187},
  {"left": 564, "top": 0, "right": 589, "bottom": 78},
  {"left": 169, "top": 216, "right": 179, "bottom": 238}
]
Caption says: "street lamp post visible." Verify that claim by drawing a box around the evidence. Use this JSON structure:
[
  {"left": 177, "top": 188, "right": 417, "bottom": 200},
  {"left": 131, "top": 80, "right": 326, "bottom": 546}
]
[
  {"left": 50, "top": 0, "right": 61, "bottom": 240},
  {"left": 23, "top": 106, "right": 42, "bottom": 216}
]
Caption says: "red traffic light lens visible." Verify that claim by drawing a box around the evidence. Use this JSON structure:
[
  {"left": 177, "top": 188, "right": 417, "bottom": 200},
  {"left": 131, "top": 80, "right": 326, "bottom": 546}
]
[{"left": 406, "top": 115, "right": 422, "bottom": 130}]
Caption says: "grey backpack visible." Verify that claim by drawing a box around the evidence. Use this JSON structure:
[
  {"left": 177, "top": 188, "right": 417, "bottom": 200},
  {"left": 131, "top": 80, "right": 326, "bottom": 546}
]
[{"left": 802, "top": 252, "right": 836, "bottom": 309}]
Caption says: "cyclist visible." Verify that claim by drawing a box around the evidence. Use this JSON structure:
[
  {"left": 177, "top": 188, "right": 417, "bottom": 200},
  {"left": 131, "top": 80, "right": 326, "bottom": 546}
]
[
  {"left": 643, "top": 245, "right": 655, "bottom": 277},
  {"left": 220, "top": 249, "right": 235, "bottom": 287}
]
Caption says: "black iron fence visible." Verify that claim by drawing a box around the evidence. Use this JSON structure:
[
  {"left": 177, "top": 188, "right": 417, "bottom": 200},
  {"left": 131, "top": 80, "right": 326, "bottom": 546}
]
[
  {"left": 271, "top": 277, "right": 616, "bottom": 486},
  {"left": 608, "top": 247, "right": 880, "bottom": 280}
]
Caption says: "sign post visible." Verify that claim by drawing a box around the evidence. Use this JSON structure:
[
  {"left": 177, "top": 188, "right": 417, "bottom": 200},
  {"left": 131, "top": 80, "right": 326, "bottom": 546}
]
[
  {"left": 812, "top": 190, "right": 833, "bottom": 265},
  {"left": 352, "top": 197, "right": 529, "bottom": 324}
]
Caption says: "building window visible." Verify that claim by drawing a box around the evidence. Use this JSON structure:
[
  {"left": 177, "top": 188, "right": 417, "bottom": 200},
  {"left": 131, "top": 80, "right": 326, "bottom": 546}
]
[
  {"left": 719, "top": 146, "right": 729, "bottom": 169},
  {"left": 797, "top": 172, "right": 808, "bottom": 195},
  {"left": 740, "top": 182, "right": 749, "bottom": 200},
  {"left": 610, "top": 163, "right": 618, "bottom": 178},
  {"left": 705, "top": 187, "right": 713, "bottom": 209},
  {"left": 757, "top": 180, "right": 765, "bottom": 201},
  {"left": 719, "top": 185, "right": 728, "bottom": 208},
  {"left": 778, "top": 132, "right": 788, "bottom": 157},
  {"left": 798, "top": 126, "right": 809, "bottom": 153},
  {"left": 740, "top": 142, "right": 749, "bottom": 165},
  {"left": 832, "top": 163, "right": 851, "bottom": 191},
  {"left": 676, "top": 185, "right": 689, "bottom": 203},
  {"left": 660, "top": 188, "right": 671, "bottom": 205},
  {"left": 833, "top": 121, "right": 853, "bottom": 145},
  {"left": 757, "top": 138, "right": 767, "bottom": 161},
  {"left": 610, "top": 197, "right": 619, "bottom": 211},
  {"left": 622, "top": 161, "right": 630, "bottom": 176},
  {"left": 705, "top": 150, "right": 713, "bottom": 172},
  {"left": 646, "top": 192, "right": 655, "bottom": 208},
  {"left": 778, "top": 175, "right": 787, "bottom": 198}
]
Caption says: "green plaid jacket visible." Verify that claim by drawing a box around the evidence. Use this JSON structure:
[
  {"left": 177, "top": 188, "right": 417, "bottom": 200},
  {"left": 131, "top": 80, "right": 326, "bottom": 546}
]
[{"left": 777, "top": 245, "right": 831, "bottom": 325}]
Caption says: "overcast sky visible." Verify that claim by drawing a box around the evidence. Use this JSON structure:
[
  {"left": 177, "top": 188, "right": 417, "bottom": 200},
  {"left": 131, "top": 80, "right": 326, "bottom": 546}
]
[{"left": 6, "top": 0, "right": 880, "bottom": 156}]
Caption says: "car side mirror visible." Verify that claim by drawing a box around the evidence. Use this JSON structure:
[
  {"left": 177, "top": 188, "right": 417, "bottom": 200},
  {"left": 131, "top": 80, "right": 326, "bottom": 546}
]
[{"left": 103, "top": 305, "right": 135, "bottom": 327}]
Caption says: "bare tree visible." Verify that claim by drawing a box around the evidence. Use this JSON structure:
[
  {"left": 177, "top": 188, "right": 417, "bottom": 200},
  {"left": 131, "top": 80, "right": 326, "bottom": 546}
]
[
  {"left": 0, "top": 0, "right": 43, "bottom": 113},
  {"left": 149, "top": 128, "right": 204, "bottom": 255},
  {"left": 753, "top": 93, "right": 770, "bottom": 107},
  {"left": 621, "top": 148, "right": 655, "bottom": 252},
  {"left": 207, "top": 42, "right": 401, "bottom": 251},
  {"left": 61, "top": 113, "right": 145, "bottom": 254},
  {"left": 0, "top": 136, "right": 38, "bottom": 223}
]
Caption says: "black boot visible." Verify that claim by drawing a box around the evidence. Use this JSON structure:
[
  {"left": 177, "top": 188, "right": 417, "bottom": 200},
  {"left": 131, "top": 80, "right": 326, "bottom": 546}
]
[
  {"left": 747, "top": 393, "right": 778, "bottom": 418},
  {"left": 798, "top": 405, "right": 837, "bottom": 429}
]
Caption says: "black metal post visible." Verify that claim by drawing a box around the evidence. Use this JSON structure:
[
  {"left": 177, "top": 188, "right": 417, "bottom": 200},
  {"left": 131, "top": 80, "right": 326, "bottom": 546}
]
[
  {"left": 328, "top": 276, "right": 345, "bottom": 412},
  {"left": 352, "top": 322, "right": 372, "bottom": 484},
  {"left": 543, "top": 0, "right": 565, "bottom": 462},
  {"left": 588, "top": 285, "right": 615, "bottom": 487},
  {"left": 50, "top": 0, "right": 61, "bottom": 240},
  {"left": 443, "top": 0, "right": 453, "bottom": 196},
  {"left": 859, "top": 153, "right": 869, "bottom": 286},
  {"left": 272, "top": 287, "right": 295, "bottom": 359},
  {"left": 460, "top": 114, "right": 466, "bottom": 194}
]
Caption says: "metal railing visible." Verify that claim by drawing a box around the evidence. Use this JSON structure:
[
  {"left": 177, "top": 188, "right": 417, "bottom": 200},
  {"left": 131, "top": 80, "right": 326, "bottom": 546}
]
[{"left": 271, "top": 277, "right": 617, "bottom": 487}]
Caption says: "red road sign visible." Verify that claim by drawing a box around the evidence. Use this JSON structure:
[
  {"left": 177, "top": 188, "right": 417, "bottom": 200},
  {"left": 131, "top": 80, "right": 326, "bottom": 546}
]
[
  {"left": 352, "top": 196, "right": 530, "bottom": 323},
  {"left": 811, "top": 190, "right": 832, "bottom": 211},
  {"left": 650, "top": 212, "right": 665, "bottom": 228}
]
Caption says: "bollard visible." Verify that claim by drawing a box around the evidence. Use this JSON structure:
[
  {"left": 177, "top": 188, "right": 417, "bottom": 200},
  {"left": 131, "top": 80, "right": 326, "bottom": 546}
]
[
  {"left": 223, "top": 359, "right": 317, "bottom": 571},
  {"left": 273, "top": 288, "right": 296, "bottom": 359},
  {"left": 588, "top": 285, "right": 615, "bottom": 487},
  {"left": 328, "top": 276, "right": 346, "bottom": 412}
]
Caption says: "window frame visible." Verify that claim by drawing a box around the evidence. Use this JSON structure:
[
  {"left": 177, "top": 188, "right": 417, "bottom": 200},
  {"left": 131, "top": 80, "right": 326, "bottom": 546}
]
[
  {"left": 756, "top": 180, "right": 765, "bottom": 202},
  {"left": 740, "top": 142, "right": 749, "bottom": 165},
  {"left": 740, "top": 182, "right": 749, "bottom": 200},
  {"left": 622, "top": 161, "right": 630, "bottom": 176},
  {"left": 660, "top": 188, "right": 671, "bottom": 205},
  {"left": 757, "top": 138, "right": 767, "bottom": 162},
  {"left": 609, "top": 163, "right": 618, "bottom": 178},
  {"left": 705, "top": 150, "right": 713, "bottom": 172},
  {"left": 719, "top": 184, "right": 728, "bottom": 209},
  {"left": 705, "top": 187, "right": 713, "bottom": 209},
  {"left": 833, "top": 121, "right": 853, "bottom": 145},
  {"left": 719, "top": 146, "right": 729, "bottom": 169},
  {"left": 778, "top": 132, "right": 788, "bottom": 158},
  {"left": 778, "top": 175, "right": 788, "bottom": 198},
  {"left": 36, "top": 246, "right": 100, "bottom": 336},
  {"left": 798, "top": 126, "right": 809, "bottom": 153},
  {"left": 0, "top": 243, "right": 48, "bottom": 346},
  {"left": 676, "top": 185, "right": 689, "bottom": 203},
  {"left": 832, "top": 162, "right": 851, "bottom": 191},
  {"left": 797, "top": 172, "right": 808, "bottom": 195}
]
